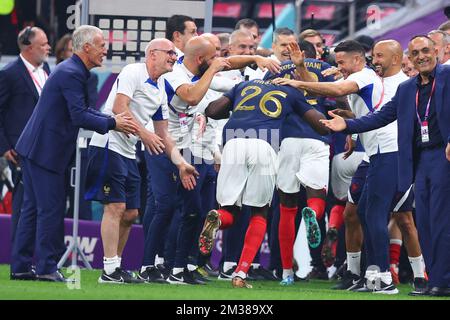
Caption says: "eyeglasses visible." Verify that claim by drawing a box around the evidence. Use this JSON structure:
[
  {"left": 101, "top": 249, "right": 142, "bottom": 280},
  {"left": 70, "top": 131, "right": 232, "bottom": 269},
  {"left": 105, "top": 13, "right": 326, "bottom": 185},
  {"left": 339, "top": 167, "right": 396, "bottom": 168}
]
[{"left": 152, "top": 49, "right": 178, "bottom": 58}]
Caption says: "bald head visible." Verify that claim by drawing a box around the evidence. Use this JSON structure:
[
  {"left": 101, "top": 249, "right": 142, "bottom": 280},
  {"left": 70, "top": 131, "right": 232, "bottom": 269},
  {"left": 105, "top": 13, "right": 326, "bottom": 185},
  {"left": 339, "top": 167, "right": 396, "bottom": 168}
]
[
  {"left": 145, "top": 38, "right": 174, "bottom": 57},
  {"left": 145, "top": 38, "right": 177, "bottom": 79},
  {"left": 184, "top": 36, "right": 216, "bottom": 59},
  {"left": 375, "top": 40, "right": 403, "bottom": 56},
  {"left": 372, "top": 39, "right": 403, "bottom": 77},
  {"left": 201, "top": 33, "right": 221, "bottom": 56}
]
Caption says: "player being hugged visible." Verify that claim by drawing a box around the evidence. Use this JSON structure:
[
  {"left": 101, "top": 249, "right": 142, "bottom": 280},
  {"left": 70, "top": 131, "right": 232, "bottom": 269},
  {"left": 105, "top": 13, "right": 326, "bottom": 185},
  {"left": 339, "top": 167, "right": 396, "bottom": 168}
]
[{"left": 198, "top": 68, "right": 329, "bottom": 288}]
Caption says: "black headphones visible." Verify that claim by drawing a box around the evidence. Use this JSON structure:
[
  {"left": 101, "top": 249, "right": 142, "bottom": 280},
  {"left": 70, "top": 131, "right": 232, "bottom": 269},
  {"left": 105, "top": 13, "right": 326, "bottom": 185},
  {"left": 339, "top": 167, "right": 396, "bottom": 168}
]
[{"left": 21, "top": 27, "right": 33, "bottom": 46}]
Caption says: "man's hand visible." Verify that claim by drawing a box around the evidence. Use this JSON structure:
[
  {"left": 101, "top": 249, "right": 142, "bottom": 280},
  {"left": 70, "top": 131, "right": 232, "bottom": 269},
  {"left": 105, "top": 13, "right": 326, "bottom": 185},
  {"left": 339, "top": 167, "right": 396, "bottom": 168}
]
[
  {"left": 195, "top": 114, "right": 206, "bottom": 139},
  {"left": 288, "top": 42, "right": 305, "bottom": 66},
  {"left": 113, "top": 112, "right": 139, "bottom": 135},
  {"left": 343, "top": 135, "right": 355, "bottom": 160},
  {"left": 271, "top": 77, "right": 301, "bottom": 88},
  {"left": 4, "top": 149, "right": 19, "bottom": 166},
  {"left": 322, "top": 66, "right": 343, "bottom": 80},
  {"left": 179, "top": 163, "right": 200, "bottom": 190},
  {"left": 142, "top": 130, "right": 165, "bottom": 155},
  {"left": 446, "top": 142, "right": 450, "bottom": 162},
  {"left": 254, "top": 56, "right": 281, "bottom": 74},
  {"left": 210, "top": 57, "right": 232, "bottom": 73},
  {"left": 213, "top": 150, "right": 221, "bottom": 173},
  {"left": 319, "top": 110, "right": 347, "bottom": 132}
]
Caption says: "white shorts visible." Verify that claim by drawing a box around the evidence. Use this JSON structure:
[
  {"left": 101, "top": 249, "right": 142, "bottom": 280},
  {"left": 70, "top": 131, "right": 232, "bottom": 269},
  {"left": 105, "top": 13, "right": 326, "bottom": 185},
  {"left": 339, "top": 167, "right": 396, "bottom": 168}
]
[
  {"left": 216, "top": 138, "right": 277, "bottom": 207},
  {"left": 330, "top": 151, "right": 365, "bottom": 201},
  {"left": 277, "top": 138, "right": 330, "bottom": 193}
]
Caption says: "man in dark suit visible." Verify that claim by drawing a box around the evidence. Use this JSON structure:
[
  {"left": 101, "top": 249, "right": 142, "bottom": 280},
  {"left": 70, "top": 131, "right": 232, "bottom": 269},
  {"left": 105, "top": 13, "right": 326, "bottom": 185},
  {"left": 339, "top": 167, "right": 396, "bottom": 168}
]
[
  {"left": 321, "top": 36, "right": 450, "bottom": 296},
  {"left": 0, "top": 26, "right": 50, "bottom": 241},
  {"left": 10, "top": 25, "right": 138, "bottom": 282}
]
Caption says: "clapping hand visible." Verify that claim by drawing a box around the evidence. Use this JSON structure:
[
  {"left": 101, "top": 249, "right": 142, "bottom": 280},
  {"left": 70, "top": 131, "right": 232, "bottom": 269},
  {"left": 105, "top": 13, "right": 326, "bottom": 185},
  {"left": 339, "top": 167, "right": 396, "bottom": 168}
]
[{"left": 113, "top": 112, "right": 139, "bottom": 136}]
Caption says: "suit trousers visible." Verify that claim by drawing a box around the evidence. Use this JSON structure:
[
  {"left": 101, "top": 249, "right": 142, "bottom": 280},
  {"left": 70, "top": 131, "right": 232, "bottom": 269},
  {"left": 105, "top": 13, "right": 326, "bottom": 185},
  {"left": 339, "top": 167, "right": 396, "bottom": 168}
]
[
  {"left": 11, "top": 158, "right": 66, "bottom": 275},
  {"left": 414, "top": 146, "right": 450, "bottom": 288}
]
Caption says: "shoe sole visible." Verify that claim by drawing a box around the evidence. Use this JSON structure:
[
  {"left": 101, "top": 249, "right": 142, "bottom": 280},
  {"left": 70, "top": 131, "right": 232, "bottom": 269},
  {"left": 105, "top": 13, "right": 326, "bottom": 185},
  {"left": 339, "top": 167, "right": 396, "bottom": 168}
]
[
  {"left": 199, "top": 210, "right": 220, "bottom": 256},
  {"left": 167, "top": 279, "right": 189, "bottom": 285},
  {"left": 373, "top": 288, "right": 399, "bottom": 295},
  {"left": 321, "top": 229, "right": 338, "bottom": 268},
  {"left": 98, "top": 277, "right": 126, "bottom": 284},
  {"left": 302, "top": 207, "right": 321, "bottom": 248}
]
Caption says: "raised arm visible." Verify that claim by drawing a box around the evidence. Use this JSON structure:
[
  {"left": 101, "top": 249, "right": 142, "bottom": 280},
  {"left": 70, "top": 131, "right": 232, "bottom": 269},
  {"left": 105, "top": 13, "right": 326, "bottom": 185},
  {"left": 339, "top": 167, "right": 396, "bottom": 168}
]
[
  {"left": 226, "top": 55, "right": 281, "bottom": 75},
  {"left": 205, "top": 95, "right": 233, "bottom": 120},
  {"left": 273, "top": 77, "right": 359, "bottom": 97},
  {"left": 287, "top": 42, "right": 317, "bottom": 83},
  {"left": 174, "top": 58, "right": 231, "bottom": 106}
]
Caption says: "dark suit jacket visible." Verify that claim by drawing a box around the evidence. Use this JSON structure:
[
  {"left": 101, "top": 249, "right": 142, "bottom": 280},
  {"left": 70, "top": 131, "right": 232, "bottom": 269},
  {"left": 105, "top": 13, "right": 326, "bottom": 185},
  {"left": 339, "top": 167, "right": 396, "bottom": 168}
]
[
  {"left": 15, "top": 54, "right": 116, "bottom": 174},
  {"left": 345, "top": 64, "right": 450, "bottom": 192},
  {"left": 0, "top": 57, "right": 51, "bottom": 155}
]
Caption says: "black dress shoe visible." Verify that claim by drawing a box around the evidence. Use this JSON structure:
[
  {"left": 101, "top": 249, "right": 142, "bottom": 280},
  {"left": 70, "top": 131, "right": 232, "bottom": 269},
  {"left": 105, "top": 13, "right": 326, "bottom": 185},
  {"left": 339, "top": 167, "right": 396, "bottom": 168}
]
[
  {"left": 408, "top": 277, "right": 429, "bottom": 296},
  {"left": 10, "top": 270, "right": 37, "bottom": 281},
  {"left": 36, "top": 270, "right": 69, "bottom": 283},
  {"left": 429, "top": 287, "right": 450, "bottom": 297}
]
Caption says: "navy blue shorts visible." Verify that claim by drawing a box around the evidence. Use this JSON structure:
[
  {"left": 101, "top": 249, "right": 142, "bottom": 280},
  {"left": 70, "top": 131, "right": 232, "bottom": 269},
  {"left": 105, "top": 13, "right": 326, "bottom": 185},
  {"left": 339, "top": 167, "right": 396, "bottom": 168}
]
[
  {"left": 84, "top": 146, "right": 141, "bottom": 209},
  {"left": 391, "top": 185, "right": 414, "bottom": 213},
  {"left": 348, "top": 160, "right": 369, "bottom": 205}
]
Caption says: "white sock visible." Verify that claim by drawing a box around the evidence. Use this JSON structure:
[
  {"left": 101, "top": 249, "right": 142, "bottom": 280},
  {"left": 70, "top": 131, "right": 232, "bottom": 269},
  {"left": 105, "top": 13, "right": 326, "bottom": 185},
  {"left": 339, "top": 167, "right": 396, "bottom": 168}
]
[
  {"left": 347, "top": 252, "right": 361, "bottom": 276},
  {"left": 282, "top": 269, "right": 294, "bottom": 279},
  {"left": 379, "top": 271, "right": 393, "bottom": 284},
  {"left": 223, "top": 261, "right": 236, "bottom": 273},
  {"left": 173, "top": 267, "right": 184, "bottom": 275},
  {"left": 187, "top": 264, "right": 197, "bottom": 272},
  {"left": 140, "top": 265, "right": 153, "bottom": 274},
  {"left": 117, "top": 256, "right": 122, "bottom": 267},
  {"left": 103, "top": 256, "right": 120, "bottom": 275},
  {"left": 155, "top": 255, "right": 164, "bottom": 265},
  {"left": 252, "top": 263, "right": 260, "bottom": 269},
  {"left": 390, "top": 239, "right": 402, "bottom": 246},
  {"left": 409, "top": 255, "right": 425, "bottom": 278}
]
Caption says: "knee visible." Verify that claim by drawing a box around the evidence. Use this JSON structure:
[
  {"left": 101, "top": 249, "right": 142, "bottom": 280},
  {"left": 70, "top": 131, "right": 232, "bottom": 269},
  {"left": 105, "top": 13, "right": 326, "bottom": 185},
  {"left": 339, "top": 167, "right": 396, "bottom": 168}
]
[
  {"left": 344, "top": 207, "right": 359, "bottom": 225},
  {"left": 123, "top": 209, "right": 139, "bottom": 223},
  {"left": 395, "top": 213, "right": 416, "bottom": 235},
  {"left": 104, "top": 203, "right": 126, "bottom": 220},
  {"left": 155, "top": 195, "right": 176, "bottom": 214},
  {"left": 279, "top": 190, "right": 297, "bottom": 208},
  {"left": 250, "top": 205, "right": 269, "bottom": 220}
]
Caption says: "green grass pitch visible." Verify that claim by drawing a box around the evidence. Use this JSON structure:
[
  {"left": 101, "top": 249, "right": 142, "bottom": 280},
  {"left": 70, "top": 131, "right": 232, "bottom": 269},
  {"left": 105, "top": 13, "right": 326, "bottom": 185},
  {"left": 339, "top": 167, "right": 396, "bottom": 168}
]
[{"left": 1, "top": 265, "right": 449, "bottom": 300}]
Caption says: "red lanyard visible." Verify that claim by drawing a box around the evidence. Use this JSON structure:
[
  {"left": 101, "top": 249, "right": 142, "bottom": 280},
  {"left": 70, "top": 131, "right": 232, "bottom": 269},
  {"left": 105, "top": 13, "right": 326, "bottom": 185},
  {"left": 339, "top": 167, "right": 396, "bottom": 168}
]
[
  {"left": 415, "top": 78, "right": 435, "bottom": 125},
  {"left": 27, "top": 67, "right": 48, "bottom": 93}
]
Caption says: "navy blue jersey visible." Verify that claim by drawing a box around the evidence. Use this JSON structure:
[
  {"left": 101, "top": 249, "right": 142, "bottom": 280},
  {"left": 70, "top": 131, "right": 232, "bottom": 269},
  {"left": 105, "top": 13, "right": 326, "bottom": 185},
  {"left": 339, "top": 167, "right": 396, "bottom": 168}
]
[
  {"left": 223, "top": 79, "right": 314, "bottom": 149},
  {"left": 267, "top": 59, "right": 335, "bottom": 143},
  {"left": 332, "top": 132, "right": 365, "bottom": 157}
]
